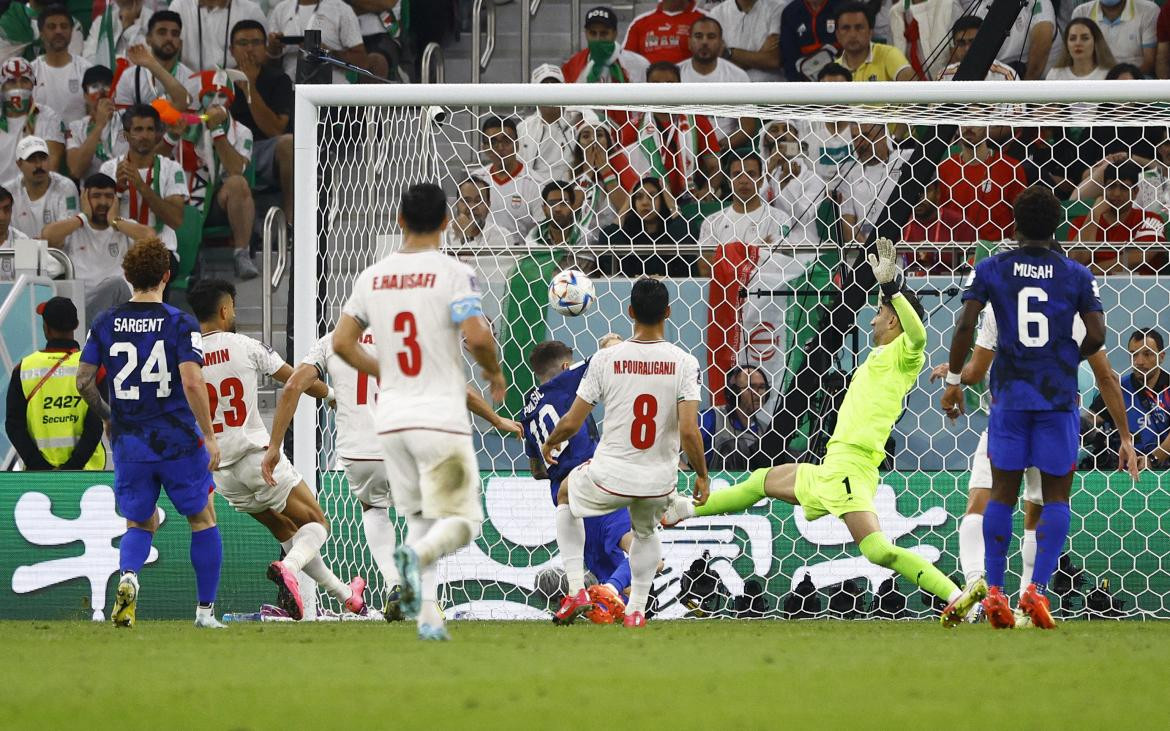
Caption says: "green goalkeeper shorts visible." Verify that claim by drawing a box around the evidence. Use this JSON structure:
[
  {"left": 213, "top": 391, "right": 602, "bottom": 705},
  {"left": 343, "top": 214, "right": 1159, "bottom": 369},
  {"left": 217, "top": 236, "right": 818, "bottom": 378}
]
[{"left": 794, "top": 452, "right": 879, "bottom": 520}]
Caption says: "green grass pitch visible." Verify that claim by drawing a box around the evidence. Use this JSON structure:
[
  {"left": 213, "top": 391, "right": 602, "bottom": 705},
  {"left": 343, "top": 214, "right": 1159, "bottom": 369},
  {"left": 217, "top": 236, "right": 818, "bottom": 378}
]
[{"left": 3, "top": 620, "right": 1169, "bottom": 729}]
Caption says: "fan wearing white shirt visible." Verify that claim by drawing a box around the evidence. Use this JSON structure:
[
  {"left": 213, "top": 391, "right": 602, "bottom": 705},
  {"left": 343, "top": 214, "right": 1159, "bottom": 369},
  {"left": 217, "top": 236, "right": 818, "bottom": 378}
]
[
  {"left": 267, "top": 0, "right": 373, "bottom": 83},
  {"left": 473, "top": 115, "right": 543, "bottom": 242},
  {"left": 706, "top": 0, "right": 784, "bottom": 82},
  {"left": 0, "top": 186, "right": 29, "bottom": 250},
  {"left": 113, "top": 11, "right": 200, "bottom": 112},
  {"left": 85, "top": 0, "right": 150, "bottom": 69},
  {"left": 443, "top": 176, "right": 511, "bottom": 251},
  {"left": 30, "top": 7, "right": 93, "bottom": 126},
  {"left": 8, "top": 136, "right": 78, "bottom": 238},
  {"left": 679, "top": 16, "right": 756, "bottom": 150},
  {"left": 517, "top": 64, "right": 578, "bottom": 185},
  {"left": 0, "top": 59, "right": 66, "bottom": 181},
  {"left": 699, "top": 152, "right": 793, "bottom": 261},
  {"left": 168, "top": 0, "right": 267, "bottom": 71},
  {"left": 66, "top": 66, "right": 128, "bottom": 181}
]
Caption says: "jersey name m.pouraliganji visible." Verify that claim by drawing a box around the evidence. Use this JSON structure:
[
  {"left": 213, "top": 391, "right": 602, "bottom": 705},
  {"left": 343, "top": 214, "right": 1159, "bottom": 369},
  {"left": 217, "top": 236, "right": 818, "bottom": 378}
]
[
  {"left": 342, "top": 250, "right": 484, "bottom": 435},
  {"left": 576, "top": 340, "right": 701, "bottom": 497},
  {"left": 962, "top": 247, "right": 1102, "bottom": 411},
  {"left": 80, "top": 301, "right": 205, "bottom": 462},
  {"left": 303, "top": 331, "right": 381, "bottom": 461},
  {"left": 199, "top": 331, "right": 286, "bottom": 468},
  {"left": 521, "top": 360, "right": 599, "bottom": 495}
]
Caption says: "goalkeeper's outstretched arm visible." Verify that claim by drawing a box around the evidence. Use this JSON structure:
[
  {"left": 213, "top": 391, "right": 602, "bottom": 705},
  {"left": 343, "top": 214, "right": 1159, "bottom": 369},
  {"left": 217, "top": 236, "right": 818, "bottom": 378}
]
[{"left": 890, "top": 292, "right": 926, "bottom": 351}]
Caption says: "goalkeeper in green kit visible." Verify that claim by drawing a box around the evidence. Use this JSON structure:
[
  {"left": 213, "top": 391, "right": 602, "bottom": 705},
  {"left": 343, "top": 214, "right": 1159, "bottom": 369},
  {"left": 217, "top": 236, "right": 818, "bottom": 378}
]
[{"left": 663, "top": 239, "right": 987, "bottom": 626}]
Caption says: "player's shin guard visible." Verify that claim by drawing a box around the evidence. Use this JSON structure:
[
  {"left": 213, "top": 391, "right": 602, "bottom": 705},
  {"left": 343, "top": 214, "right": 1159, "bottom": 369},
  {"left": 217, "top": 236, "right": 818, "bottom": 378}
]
[
  {"left": 362, "top": 507, "right": 399, "bottom": 588},
  {"left": 412, "top": 517, "right": 476, "bottom": 566},
  {"left": 1020, "top": 529, "right": 1038, "bottom": 599},
  {"left": 859, "top": 531, "right": 959, "bottom": 603},
  {"left": 120, "top": 527, "right": 154, "bottom": 574},
  {"left": 555, "top": 504, "right": 588, "bottom": 593},
  {"left": 958, "top": 513, "right": 985, "bottom": 586},
  {"left": 190, "top": 526, "right": 222, "bottom": 606},
  {"left": 627, "top": 531, "right": 661, "bottom": 616},
  {"left": 282, "top": 522, "right": 328, "bottom": 573},
  {"left": 1031, "top": 503, "right": 1070, "bottom": 593},
  {"left": 982, "top": 500, "right": 1015, "bottom": 588},
  {"left": 695, "top": 468, "right": 768, "bottom": 517}
]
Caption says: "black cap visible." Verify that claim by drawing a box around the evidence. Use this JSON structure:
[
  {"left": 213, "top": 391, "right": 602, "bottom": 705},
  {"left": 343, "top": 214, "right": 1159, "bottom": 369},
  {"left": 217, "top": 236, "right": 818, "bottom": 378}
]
[
  {"left": 584, "top": 6, "right": 618, "bottom": 29},
  {"left": 82, "top": 64, "right": 113, "bottom": 89},
  {"left": 37, "top": 296, "right": 78, "bottom": 331}
]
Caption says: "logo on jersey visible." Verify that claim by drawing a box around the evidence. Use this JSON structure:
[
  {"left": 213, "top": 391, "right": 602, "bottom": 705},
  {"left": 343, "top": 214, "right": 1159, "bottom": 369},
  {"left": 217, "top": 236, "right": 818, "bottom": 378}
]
[{"left": 190, "top": 331, "right": 204, "bottom": 356}]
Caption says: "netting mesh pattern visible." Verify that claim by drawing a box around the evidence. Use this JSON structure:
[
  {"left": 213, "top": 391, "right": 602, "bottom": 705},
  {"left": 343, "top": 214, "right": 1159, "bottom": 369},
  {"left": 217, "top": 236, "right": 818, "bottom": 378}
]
[{"left": 306, "top": 99, "right": 1170, "bottom": 620}]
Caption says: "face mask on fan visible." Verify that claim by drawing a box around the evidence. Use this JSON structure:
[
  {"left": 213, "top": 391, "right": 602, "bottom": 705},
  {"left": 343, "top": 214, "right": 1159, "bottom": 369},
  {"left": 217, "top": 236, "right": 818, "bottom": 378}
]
[
  {"left": 587, "top": 39, "right": 616, "bottom": 65},
  {"left": 4, "top": 88, "right": 31, "bottom": 114}
]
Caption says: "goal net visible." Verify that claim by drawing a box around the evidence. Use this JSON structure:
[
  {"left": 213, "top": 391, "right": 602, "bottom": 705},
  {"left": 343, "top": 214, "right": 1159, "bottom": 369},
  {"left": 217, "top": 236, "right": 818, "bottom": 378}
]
[{"left": 294, "top": 81, "right": 1170, "bottom": 620}]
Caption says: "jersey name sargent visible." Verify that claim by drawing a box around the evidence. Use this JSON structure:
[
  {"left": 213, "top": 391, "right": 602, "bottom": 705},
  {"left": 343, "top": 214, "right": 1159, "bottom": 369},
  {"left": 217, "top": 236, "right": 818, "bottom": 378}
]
[
  {"left": 372, "top": 273, "right": 437, "bottom": 290},
  {"left": 612, "top": 360, "right": 677, "bottom": 376},
  {"left": 1012, "top": 262, "right": 1053, "bottom": 279},
  {"left": 113, "top": 317, "right": 165, "bottom": 333}
]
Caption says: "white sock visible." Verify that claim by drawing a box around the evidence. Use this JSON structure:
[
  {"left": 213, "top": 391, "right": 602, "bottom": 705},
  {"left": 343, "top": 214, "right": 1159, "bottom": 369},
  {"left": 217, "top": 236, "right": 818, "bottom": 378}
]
[
  {"left": 958, "top": 512, "right": 985, "bottom": 586},
  {"left": 362, "top": 507, "right": 399, "bottom": 589},
  {"left": 302, "top": 555, "right": 352, "bottom": 603},
  {"left": 1021, "top": 529, "right": 1038, "bottom": 597},
  {"left": 418, "top": 563, "right": 442, "bottom": 627},
  {"left": 281, "top": 522, "right": 327, "bottom": 574},
  {"left": 412, "top": 517, "right": 474, "bottom": 566},
  {"left": 627, "top": 531, "right": 661, "bottom": 616},
  {"left": 555, "top": 504, "right": 587, "bottom": 593}
]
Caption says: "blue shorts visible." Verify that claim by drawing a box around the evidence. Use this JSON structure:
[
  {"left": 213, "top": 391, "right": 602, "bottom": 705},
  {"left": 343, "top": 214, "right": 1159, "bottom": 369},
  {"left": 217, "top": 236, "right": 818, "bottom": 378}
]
[
  {"left": 114, "top": 447, "right": 214, "bottom": 523},
  {"left": 987, "top": 408, "right": 1079, "bottom": 477},
  {"left": 584, "top": 509, "right": 631, "bottom": 584}
]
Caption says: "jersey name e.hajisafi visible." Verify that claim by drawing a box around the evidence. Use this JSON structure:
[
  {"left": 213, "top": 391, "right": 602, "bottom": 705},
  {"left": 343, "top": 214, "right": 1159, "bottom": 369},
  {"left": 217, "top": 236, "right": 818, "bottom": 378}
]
[{"left": 199, "top": 331, "right": 286, "bottom": 468}]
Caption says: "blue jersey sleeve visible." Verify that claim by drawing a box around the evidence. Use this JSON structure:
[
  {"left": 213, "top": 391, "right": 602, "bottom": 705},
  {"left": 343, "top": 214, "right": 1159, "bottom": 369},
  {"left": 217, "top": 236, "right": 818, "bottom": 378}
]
[
  {"left": 80, "top": 321, "right": 104, "bottom": 366},
  {"left": 1077, "top": 267, "right": 1103, "bottom": 315},
  {"left": 174, "top": 312, "right": 204, "bottom": 365}
]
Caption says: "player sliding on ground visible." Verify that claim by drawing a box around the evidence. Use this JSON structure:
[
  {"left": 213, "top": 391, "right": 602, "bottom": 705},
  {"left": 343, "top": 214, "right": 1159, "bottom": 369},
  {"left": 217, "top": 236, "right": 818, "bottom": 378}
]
[
  {"left": 333, "top": 182, "right": 507, "bottom": 641},
  {"left": 941, "top": 186, "right": 1139, "bottom": 629},
  {"left": 75, "top": 239, "right": 225, "bottom": 628},
  {"left": 187, "top": 279, "right": 368, "bottom": 620},
  {"left": 543, "top": 278, "right": 709, "bottom": 628},
  {"left": 663, "top": 238, "right": 986, "bottom": 626}
]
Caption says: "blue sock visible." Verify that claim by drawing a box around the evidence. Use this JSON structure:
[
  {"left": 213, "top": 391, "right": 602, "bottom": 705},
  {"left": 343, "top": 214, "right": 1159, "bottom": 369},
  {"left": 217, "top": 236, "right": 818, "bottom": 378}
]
[
  {"left": 190, "top": 526, "right": 222, "bottom": 606},
  {"left": 604, "top": 559, "right": 632, "bottom": 596},
  {"left": 120, "top": 527, "right": 153, "bottom": 574},
  {"left": 1032, "top": 502, "right": 1071, "bottom": 593},
  {"left": 982, "top": 500, "right": 1015, "bottom": 588}
]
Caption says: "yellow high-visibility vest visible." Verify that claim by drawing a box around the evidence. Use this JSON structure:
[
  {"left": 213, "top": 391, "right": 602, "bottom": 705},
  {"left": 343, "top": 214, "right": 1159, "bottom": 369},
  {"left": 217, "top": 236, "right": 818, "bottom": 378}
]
[{"left": 20, "top": 349, "right": 106, "bottom": 470}]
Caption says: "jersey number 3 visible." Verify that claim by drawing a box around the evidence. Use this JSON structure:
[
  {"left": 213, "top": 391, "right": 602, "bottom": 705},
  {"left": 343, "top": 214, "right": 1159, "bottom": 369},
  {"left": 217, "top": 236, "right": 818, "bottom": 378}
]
[
  {"left": 394, "top": 312, "right": 421, "bottom": 377},
  {"left": 1017, "top": 286, "right": 1049, "bottom": 347},
  {"left": 630, "top": 394, "right": 658, "bottom": 450}
]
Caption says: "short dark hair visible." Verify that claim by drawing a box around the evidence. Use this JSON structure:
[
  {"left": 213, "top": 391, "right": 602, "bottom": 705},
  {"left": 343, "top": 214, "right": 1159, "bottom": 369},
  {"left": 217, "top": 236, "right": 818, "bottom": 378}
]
[
  {"left": 1013, "top": 185, "right": 1061, "bottom": 242},
  {"left": 0, "top": 185, "right": 12, "bottom": 206},
  {"left": 818, "top": 62, "right": 853, "bottom": 81},
  {"left": 480, "top": 115, "right": 518, "bottom": 135},
  {"left": 630, "top": 276, "right": 669, "bottom": 325},
  {"left": 835, "top": 1, "right": 873, "bottom": 26},
  {"left": 646, "top": 60, "right": 681, "bottom": 81},
  {"left": 723, "top": 150, "right": 764, "bottom": 176},
  {"left": 1129, "top": 328, "right": 1165, "bottom": 351},
  {"left": 399, "top": 183, "right": 448, "bottom": 233},
  {"left": 529, "top": 340, "right": 574, "bottom": 379},
  {"left": 148, "top": 10, "right": 182, "bottom": 32},
  {"left": 951, "top": 15, "right": 982, "bottom": 37},
  {"left": 691, "top": 16, "right": 722, "bottom": 35},
  {"left": 36, "top": 4, "right": 72, "bottom": 31},
  {"left": 122, "top": 103, "right": 161, "bottom": 131},
  {"left": 1107, "top": 63, "right": 1144, "bottom": 80},
  {"left": 1104, "top": 159, "right": 1143, "bottom": 186},
  {"left": 231, "top": 19, "right": 265, "bottom": 42},
  {"left": 82, "top": 65, "right": 114, "bottom": 88},
  {"left": 541, "top": 180, "right": 574, "bottom": 203},
  {"left": 458, "top": 175, "right": 489, "bottom": 195},
  {"left": 187, "top": 279, "right": 237, "bottom": 323},
  {"left": 83, "top": 172, "right": 117, "bottom": 191},
  {"left": 881, "top": 288, "right": 925, "bottom": 324},
  {"left": 122, "top": 238, "right": 172, "bottom": 291}
]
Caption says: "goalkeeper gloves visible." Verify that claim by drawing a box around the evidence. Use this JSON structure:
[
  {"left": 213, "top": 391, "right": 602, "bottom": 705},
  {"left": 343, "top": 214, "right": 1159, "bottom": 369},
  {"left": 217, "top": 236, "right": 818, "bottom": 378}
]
[{"left": 867, "top": 237, "right": 904, "bottom": 297}]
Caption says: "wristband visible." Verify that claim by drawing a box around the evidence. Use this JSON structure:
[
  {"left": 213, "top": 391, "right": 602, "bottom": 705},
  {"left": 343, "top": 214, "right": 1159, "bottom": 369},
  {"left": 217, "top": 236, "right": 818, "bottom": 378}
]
[
  {"left": 75, "top": 212, "right": 88, "bottom": 228},
  {"left": 944, "top": 371, "right": 962, "bottom": 386},
  {"left": 879, "top": 278, "right": 902, "bottom": 297}
]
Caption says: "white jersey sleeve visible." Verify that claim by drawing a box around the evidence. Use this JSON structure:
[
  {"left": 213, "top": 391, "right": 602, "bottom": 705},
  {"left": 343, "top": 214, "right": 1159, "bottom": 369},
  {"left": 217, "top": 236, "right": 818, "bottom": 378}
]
[
  {"left": 975, "top": 307, "right": 998, "bottom": 351},
  {"left": 200, "top": 331, "right": 287, "bottom": 468},
  {"left": 303, "top": 331, "right": 382, "bottom": 460}
]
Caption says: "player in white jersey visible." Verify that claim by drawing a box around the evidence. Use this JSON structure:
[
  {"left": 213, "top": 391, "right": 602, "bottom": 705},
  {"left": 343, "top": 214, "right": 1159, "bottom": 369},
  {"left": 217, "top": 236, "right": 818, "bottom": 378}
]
[
  {"left": 332, "top": 183, "right": 507, "bottom": 641},
  {"left": 262, "top": 329, "right": 521, "bottom": 620},
  {"left": 541, "top": 277, "right": 709, "bottom": 628},
  {"left": 933, "top": 305, "right": 1137, "bottom": 622},
  {"left": 187, "top": 280, "right": 368, "bottom": 621}
]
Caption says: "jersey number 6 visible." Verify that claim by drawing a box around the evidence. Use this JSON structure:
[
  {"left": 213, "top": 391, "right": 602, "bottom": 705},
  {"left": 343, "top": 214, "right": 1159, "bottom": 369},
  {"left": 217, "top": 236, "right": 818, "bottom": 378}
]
[{"left": 1017, "top": 286, "right": 1049, "bottom": 347}]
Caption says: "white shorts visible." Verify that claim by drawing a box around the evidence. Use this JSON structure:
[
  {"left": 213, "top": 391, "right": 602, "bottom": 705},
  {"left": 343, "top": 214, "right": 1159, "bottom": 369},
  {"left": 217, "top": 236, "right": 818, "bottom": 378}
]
[
  {"left": 969, "top": 430, "right": 1043, "bottom": 505},
  {"left": 378, "top": 430, "right": 482, "bottom": 523},
  {"left": 567, "top": 462, "right": 673, "bottom": 539},
  {"left": 214, "top": 449, "right": 302, "bottom": 514},
  {"left": 340, "top": 457, "right": 393, "bottom": 508}
]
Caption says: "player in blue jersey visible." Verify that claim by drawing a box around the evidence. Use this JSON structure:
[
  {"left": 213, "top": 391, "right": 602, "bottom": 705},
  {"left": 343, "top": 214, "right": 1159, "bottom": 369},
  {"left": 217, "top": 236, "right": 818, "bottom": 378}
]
[
  {"left": 76, "top": 239, "right": 225, "bottom": 629},
  {"left": 522, "top": 336, "right": 633, "bottom": 622},
  {"left": 942, "top": 186, "right": 1138, "bottom": 629}
]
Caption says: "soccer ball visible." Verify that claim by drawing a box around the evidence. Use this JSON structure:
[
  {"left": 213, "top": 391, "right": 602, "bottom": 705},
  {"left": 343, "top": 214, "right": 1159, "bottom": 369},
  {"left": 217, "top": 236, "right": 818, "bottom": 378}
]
[{"left": 548, "top": 269, "right": 595, "bottom": 316}]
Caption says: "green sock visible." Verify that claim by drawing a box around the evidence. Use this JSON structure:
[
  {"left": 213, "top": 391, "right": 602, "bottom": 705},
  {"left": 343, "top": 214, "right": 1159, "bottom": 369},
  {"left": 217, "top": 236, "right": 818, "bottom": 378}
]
[
  {"left": 859, "top": 532, "right": 958, "bottom": 603},
  {"left": 695, "top": 468, "right": 769, "bottom": 517}
]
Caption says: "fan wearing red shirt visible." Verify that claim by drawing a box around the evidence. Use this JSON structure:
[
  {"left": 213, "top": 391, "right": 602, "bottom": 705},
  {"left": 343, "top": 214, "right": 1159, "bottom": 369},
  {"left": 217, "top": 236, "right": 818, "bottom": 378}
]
[
  {"left": 1069, "top": 159, "right": 1167, "bottom": 275},
  {"left": 624, "top": 0, "right": 707, "bottom": 64},
  {"left": 935, "top": 125, "right": 1027, "bottom": 243}
]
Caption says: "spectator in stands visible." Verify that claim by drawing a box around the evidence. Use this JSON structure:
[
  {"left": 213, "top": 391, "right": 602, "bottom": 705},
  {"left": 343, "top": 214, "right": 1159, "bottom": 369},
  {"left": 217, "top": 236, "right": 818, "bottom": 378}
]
[
  {"left": 475, "top": 115, "right": 543, "bottom": 241},
  {"left": 16, "top": 0, "right": 85, "bottom": 59},
  {"left": 624, "top": 0, "right": 706, "bottom": 64},
  {"left": 781, "top": 0, "right": 842, "bottom": 81},
  {"left": 113, "top": 11, "right": 197, "bottom": 111},
  {"left": 5, "top": 296, "right": 105, "bottom": 472},
  {"left": 835, "top": 2, "right": 915, "bottom": 81},
  {"left": 29, "top": 5, "right": 92, "bottom": 125},
  {"left": 700, "top": 364, "right": 774, "bottom": 471},
  {"left": 1070, "top": 0, "right": 1158, "bottom": 75},
  {"left": 443, "top": 175, "right": 511, "bottom": 250},
  {"left": 764, "top": 119, "right": 859, "bottom": 247},
  {"left": 600, "top": 176, "right": 695, "bottom": 276},
  {"left": 679, "top": 151, "right": 728, "bottom": 237},
  {"left": 42, "top": 173, "right": 156, "bottom": 314},
  {"left": 99, "top": 104, "right": 188, "bottom": 283},
  {"left": 85, "top": 0, "right": 149, "bottom": 68},
  {"left": 1087, "top": 329, "right": 1170, "bottom": 468},
  {"left": 525, "top": 181, "right": 590, "bottom": 266},
  {"left": 268, "top": 0, "right": 379, "bottom": 83},
  {"left": 1069, "top": 159, "right": 1166, "bottom": 274},
  {"left": 900, "top": 180, "right": 974, "bottom": 272},
  {"left": 626, "top": 61, "right": 720, "bottom": 199},
  {"left": 570, "top": 119, "right": 637, "bottom": 234},
  {"left": 0, "top": 186, "right": 28, "bottom": 248},
  {"left": 9, "top": 136, "right": 78, "bottom": 238},
  {"left": 679, "top": 17, "right": 758, "bottom": 150},
  {"left": 889, "top": 0, "right": 964, "bottom": 80},
  {"left": 707, "top": 0, "right": 783, "bottom": 82},
  {"left": 848, "top": 120, "right": 917, "bottom": 239},
  {"left": 699, "top": 151, "right": 792, "bottom": 262},
  {"left": 938, "top": 16, "right": 1019, "bottom": 81},
  {"left": 169, "top": 0, "right": 266, "bottom": 71},
  {"left": 563, "top": 6, "right": 649, "bottom": 146},
  {"left": 0, "top": 59, "right": 66, "bottom": 180},
  {"left": 1159, "top": 1, "right": 1170, "bottom": 79},
  {"left": 1047, "top": 17, "right": 1117, "bottom": 80},
  {"left": 518, "top": 64, "right": 578, "bottom": 185},
  {"left": 66, "top": 66, "right": 127, "bottom": 181},
  {"left": 229, "top": 19, "right": 294, "bottom": 223},
  {"left": 935, "top": 125, "right": 1026, "bottom": 244},
  {"left": 350, "top": 0, "right": 403, "bottom": 82},
  {"left": 968, "top": 0, "right": 1055, "bottom": 79}
]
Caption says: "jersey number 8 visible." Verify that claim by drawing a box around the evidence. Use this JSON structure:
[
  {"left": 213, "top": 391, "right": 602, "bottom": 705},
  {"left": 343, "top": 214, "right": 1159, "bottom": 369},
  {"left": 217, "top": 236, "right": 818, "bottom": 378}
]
[
  {"left": 1017, "top": 287, "right": 1049, "bottom": 347},
  {"left": 630, "top": 394, "right": 658, "bottom": 449}
]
